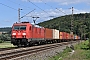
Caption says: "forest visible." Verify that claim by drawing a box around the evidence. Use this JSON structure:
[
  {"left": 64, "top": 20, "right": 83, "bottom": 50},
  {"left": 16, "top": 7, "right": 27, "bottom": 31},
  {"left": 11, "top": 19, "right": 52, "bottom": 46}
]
[
  {"left": 0, "top": 27, "right": 11, "bottom": 32},
  {"left": 38, "top": 13, "right": 90, "bottom": 39}
]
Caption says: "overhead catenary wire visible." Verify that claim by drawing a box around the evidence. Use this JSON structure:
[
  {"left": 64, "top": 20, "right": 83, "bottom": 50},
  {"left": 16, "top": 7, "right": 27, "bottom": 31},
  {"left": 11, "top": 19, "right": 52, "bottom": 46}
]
[
  {"left": 8, "top": 0, "right": 65, "bottom": 18},
  {"left": 0, "top": 0, "right": 67, "bottom": 20},
  {"left": 8, "top": 0, "right": 50, "bottom": 19},
  {"left": 40, "top": 0, "right": 59, "bottom": 17},
  {"left": 40, "top": 0, "right": 53, "bottom": 8},
  {"left": 0, "top": 1, "right": 35, "bottom": 15},
  {"left": 0, "top": 1, "right": 36, "bottom": 23},
  {"left": 8, "top": 0, "right": 34, "bottom": 10},
  {"left": 0, "top": 2, "right": 17, "bottom": 11},
  {"left": 7, "top": 0, "right": 40, "bottom": 18},
  {"left": 21, "top": 9, "right": 36, "bottom": 19},
  {"left": 18, "top": 8, "right": 36, "bottom": 22},
  {"left": 40, "top": 0, "right": 67, "bottom": 15},
  {"left": 56, "top": 8, "right": 67, "bottom": 15},
  {"left": 28, "top": 0, "right": 49, "bottom": 15},
  {"left": 0, "top": 2, "right": 26, "bottom": 14}
]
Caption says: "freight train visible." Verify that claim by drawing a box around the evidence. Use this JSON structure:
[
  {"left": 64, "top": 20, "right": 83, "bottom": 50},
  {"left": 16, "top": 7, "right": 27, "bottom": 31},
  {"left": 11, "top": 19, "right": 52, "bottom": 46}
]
[{"left": 11, "top": 22, "right": 80, "bottom": 47}]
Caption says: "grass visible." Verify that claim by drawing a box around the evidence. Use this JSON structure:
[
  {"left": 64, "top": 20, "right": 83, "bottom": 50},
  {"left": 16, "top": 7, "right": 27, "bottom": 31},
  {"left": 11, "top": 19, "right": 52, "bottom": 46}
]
[
  {"left": 49, "top": 40, "right": 90, "bottom": 60},
  {"left": 0, "top": 41, "right": 15, "bottom": 48},
  {"left": 49, "top": 46, "right": 72, "bottom": 60}
]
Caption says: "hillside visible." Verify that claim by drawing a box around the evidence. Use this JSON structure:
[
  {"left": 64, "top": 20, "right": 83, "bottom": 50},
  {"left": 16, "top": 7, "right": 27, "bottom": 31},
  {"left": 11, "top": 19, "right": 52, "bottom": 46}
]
[
  {"left": 0, "top": 27, "right": 11, "bottom": 33},
  {"left": 38, "top": 13, "right": 90, "bottom": 39}
]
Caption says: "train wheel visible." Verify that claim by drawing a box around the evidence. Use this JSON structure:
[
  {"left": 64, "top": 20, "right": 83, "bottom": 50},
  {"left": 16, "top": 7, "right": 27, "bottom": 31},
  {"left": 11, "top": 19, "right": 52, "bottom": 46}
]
[
  {"left": 17, "top": 44, "right": 22, "bottom": 47},
  {"left": 24, "top": 43, "right": 29, "bottom": 47},
  {"left": 29, "top": 42, "right": 33, "bottom": 47},
  {"left": 38, "top": 41, "right": 41, "bottom": 45},
  {"left": 17, "top": 40, "right": 21, "bottom": 47}
]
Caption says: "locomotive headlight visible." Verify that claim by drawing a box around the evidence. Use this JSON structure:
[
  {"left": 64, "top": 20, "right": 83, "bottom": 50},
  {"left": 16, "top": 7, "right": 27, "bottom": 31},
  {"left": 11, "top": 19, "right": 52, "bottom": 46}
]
[
  {"left": 12, "top": 33, "right": 16, "bottom": 35},
  {"left": 22, "top": 33, "right": 26, "bottom": 35}
]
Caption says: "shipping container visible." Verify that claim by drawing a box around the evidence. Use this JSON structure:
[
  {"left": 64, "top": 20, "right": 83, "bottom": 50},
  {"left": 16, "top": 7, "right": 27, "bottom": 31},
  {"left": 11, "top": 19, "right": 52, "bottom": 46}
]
[
  {"left": 78, "top": 36, "right": 80, "bottom": 39},
  {"left": 76, "top": 36, "right": 80, "bottom": 40},
  {"left": 68, "top": 33, "right": 71, "bottom": 39},
  {"left": 52, "top": 29, "right": 59, "bottom": 39},
  {"left": 63, "top": 32, "right": 66, "bottom": 39},
  {"left": 66, "top": 33, "right": 70, "bottom": 39},
  {"left": 74, "top": 35, "right": 77, "bottom": 39},
  {"left": 32, "top": 26, "right": 45, "bottom": 39},
  {"left": 59, "top": 32, "right": 63, "bottom": 39},
  {"left": 45, "top": 28, "right": 53, "bottom": 39},
  {"left": 59, "top": 32, "right": 66, "bottom": 39},
  {"left": 41, "top": 28, "right": 45, "bottom": 38},
  {"left": 70, "top": 34, "right": 74, "bottom": 39}
]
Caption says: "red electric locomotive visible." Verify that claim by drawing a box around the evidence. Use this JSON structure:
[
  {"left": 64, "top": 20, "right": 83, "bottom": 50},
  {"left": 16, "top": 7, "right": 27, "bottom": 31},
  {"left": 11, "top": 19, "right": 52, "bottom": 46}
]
[{"left": 11, "top": 22, "right": 45, "bottom": 46}]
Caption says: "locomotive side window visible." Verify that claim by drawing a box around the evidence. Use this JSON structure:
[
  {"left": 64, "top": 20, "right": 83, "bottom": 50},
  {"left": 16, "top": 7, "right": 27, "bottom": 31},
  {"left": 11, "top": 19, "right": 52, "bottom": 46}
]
[{"left": 29, "top": 26, "right": 31, "bottom": 30}]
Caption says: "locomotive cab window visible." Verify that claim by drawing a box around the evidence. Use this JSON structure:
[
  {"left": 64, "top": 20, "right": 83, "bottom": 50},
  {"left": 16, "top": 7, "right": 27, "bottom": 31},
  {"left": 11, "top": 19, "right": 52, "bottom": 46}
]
[
  {"left": 13, "top": 26, "right": 26, "bottom": 30},
  {"left": 13, "top": 26, "right": 19, "bottom": 30},
  {"left": 20, "top": 26, "right": 26, "bottom": 30}
]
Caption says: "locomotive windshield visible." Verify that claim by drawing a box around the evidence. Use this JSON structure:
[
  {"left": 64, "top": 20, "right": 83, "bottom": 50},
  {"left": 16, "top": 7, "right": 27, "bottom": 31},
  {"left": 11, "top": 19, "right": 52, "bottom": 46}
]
[{"left": 13, "top": 26, "right": 26, "bottom": 30}]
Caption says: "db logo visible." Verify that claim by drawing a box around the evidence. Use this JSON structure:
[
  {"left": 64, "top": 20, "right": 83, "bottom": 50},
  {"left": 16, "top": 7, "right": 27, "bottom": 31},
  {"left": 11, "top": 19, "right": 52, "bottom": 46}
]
[{"left": 18, "top": 33, "right": 21, "bottom": 35}]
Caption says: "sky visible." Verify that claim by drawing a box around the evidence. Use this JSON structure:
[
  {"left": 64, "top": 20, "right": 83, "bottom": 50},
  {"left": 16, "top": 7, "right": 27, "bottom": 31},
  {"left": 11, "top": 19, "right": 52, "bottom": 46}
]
[{"left": 0, "top": 0, "right": 90, "bottom": 27}]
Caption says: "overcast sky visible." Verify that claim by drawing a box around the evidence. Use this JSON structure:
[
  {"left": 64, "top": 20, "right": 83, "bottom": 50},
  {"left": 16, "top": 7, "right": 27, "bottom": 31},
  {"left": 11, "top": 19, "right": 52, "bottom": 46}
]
[{"left": 0, "top": 0, "right": 90, "bottom": 27}]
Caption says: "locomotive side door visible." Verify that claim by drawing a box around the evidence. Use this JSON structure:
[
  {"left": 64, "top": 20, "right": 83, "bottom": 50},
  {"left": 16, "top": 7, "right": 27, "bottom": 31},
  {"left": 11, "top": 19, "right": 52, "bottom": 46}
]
[{"left": 28, "top": 25, "right": 33, "bottom": 39}]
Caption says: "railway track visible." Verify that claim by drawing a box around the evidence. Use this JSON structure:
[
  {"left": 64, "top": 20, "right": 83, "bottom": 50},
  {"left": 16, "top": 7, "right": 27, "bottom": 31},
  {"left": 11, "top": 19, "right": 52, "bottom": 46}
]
[
  {"left": 0, "top": 47, "right": 19, "bottom": 51},
  {"left": 0, "top": 41, "right": 77, "bottom": 60}
]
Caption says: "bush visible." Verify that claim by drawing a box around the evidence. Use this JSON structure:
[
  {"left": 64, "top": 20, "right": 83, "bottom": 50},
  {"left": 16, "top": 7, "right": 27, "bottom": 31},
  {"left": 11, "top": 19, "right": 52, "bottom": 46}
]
[
  {"left": 63, "top": 46, "right": 72, "bottom": 53},
  {"left": 0, "top": 40, "right": 4, "bottom": 43},
  {"left": 0, "top": 34, "right": 11, "bottom": 41}
]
